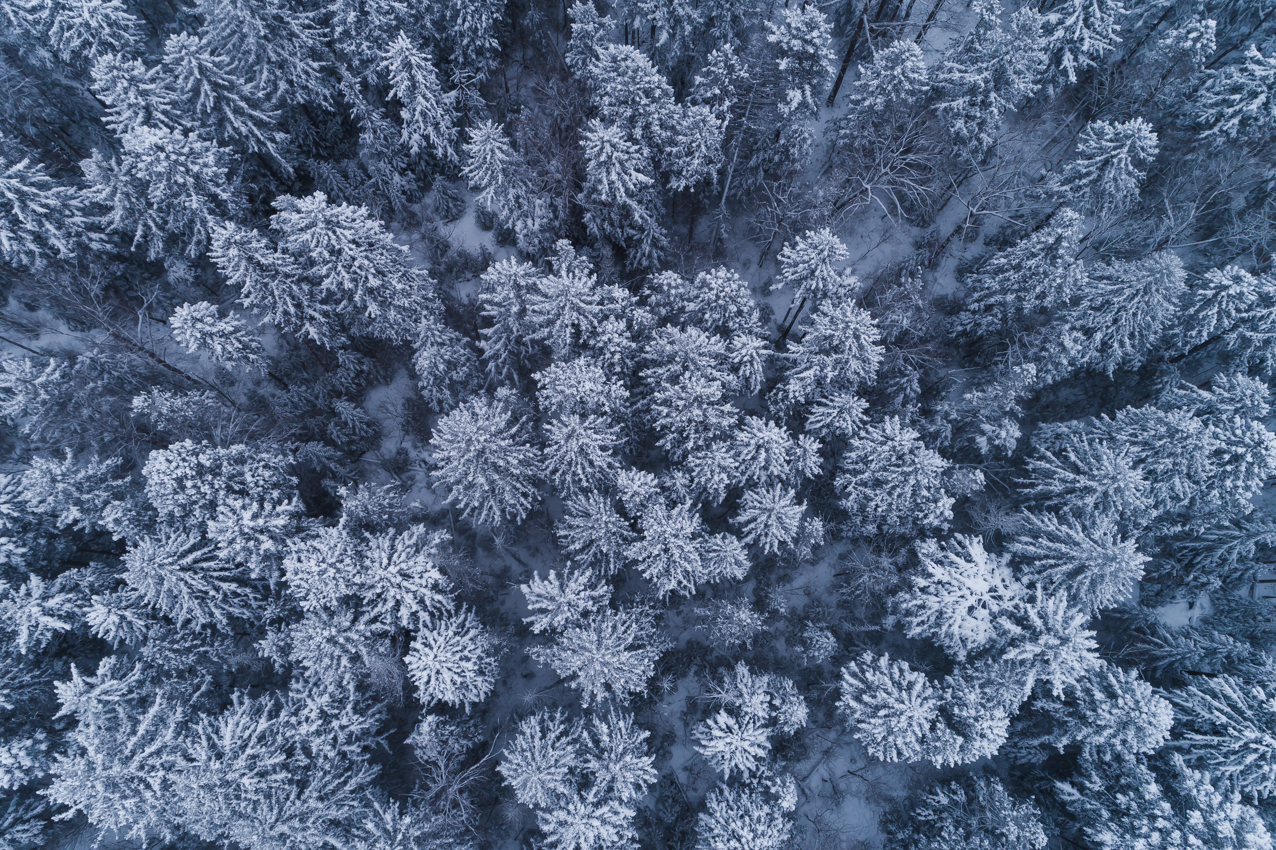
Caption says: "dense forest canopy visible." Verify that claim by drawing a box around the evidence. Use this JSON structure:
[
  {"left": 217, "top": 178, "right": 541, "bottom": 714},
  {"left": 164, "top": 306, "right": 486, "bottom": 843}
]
[{"left": 0, "top": 0, "right": 1275, "bottom": 847}]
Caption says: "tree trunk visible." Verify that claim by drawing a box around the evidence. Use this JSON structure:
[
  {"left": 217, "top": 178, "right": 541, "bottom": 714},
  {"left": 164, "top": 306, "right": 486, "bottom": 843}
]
[
  {"left": 826, "top": 10, "right": 865, "bottom": 107},
  {"left": 914, "top": 0, "right": 947, "bottom": 44}
]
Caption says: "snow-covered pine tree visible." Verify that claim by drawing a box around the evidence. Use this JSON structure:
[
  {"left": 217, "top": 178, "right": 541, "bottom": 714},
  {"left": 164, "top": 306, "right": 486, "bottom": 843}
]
[
  {"left": 44, "top": 660, "right": 185, "bottom": 840},
  {"left": 500, "top": 706, "right": 656, "bottom": 850},
  {"left": 429, "top": 394, "right": 542, "bottom": 529},
  {"left": 1050, "top": 118, "right": 1159, "bottom": 219},
  {"left": 564, "top": 0, "right": 608, "bottom": 75}
]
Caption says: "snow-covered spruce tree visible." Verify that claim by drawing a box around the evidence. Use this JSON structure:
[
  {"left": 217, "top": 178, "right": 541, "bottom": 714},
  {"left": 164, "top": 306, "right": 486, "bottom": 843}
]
[
  {"left": 436, "top": 0, "right": 505, "bottom": 86},
  {"left": 212, "top": 192, "right": 435, "bottom": 347},
  {"left": 931, "top": 1, "right": 1047, "bottom": 162},
  {"left": 882, "top": 773, "right": 1047, "bottom": 850},
  {"left": 0, "top": 151, "right": 87, "bottom": 269},
  {"left": 543, "top": 414, "right": 622, "bottom": 499},
  {"left": 1057, "top": 753, "right": 1272, "bottom": 850},
  {"left": 462, "top": 119, "right": 520, "bottom": 215},
  {"left": 1050, "top": 251, "right": 1185, "bottom": 377},
  {"left": 693, "top": 662, "right": 807, "bottom": 779},
  {"left": 169, "top": 301, "right": 265, "bottom": 367},
  {"left": 429, "top": 393, "right": 542, "bottom": 529},
  {"left": 405, "top": 606, "right": 497, "bottom": 712},
  {"left": 1049, "top": 118, "right": 1159, "bottom": 219},
  {"left": 1009, "top": 511, "right": 1147, "bottom": 611},
  {"left": 693, "top": 709, "right": 771, "bottom": 780},
  {"left": 765, "top": 6, "right": 835, "bottom": 125},
  {"left": 694, "top": 779, "right": 797, "bottom": 850},
  {"left": 1032, "top": 662, "right": 1172, "bottom": 757},
  {"left": 158, "top": 32, "right": 286, "bottom": 165},
  {"left": 119, "top": 532, "right": 261, "bottom": 630},
  {"left": 842, "top": 40, "right": 930, "bottom": 127},
  {"left": 1042, "top": 0, "right": 1125, "bottom": 85},
  {"left": 83, "top": 126, "right": 238, "bottom": 262},
  {"left": 954, "top": 207, "right": 1086, "bottom": 338},
  {"left": 838, "top": 651, "right": 953, "bottom": 764},
  {"left": 836, "top": 417, "right": 954, "bottom": 538},
  {"left": 556, "top": 491, "right": 634, "bottom": 576},
  {"left": 897, "top": 535, "right": 1023, "bottom": 662},
  {"left": 377, "top": 33, "right": 456, "bottom": 161},
  {"left": 733, "top": 484, "right": 804, "bottom": 556},
  {"left": 1171, "top": 675, "right": 1276, "bottom": 799},
  {"left": 771, "top": 228, "right": 858, "bottom": 322},
  {"left": 527, "top": 242, "right": 611, "bottom": 361},
  {"left": 772, "top": 300, "right": 883, "bottom": 415},
  {"left": 499, "top": 707, "right": 656, "bottom": 850},
  {"left": 729, "top": 417, "right": 794, "bottom": 488},
  {"left": 579, "top": 120, "right": 665, "bottom": 269},
  {"left": 477, "top": 257, "right": 541, "bottom": 384},
  {"left": 520, "top": 567, "right": 611, "bottom": 634},
  {"left": 626, "top": 498, "right": 706, "bottom": 598},
  {"left": 1018, "top": 435, "right": 1154, "bottom": 530},
  {"left": 1193, "top": 45, "right": 1276, "bottom": 146},
  {"left": 529, "top": 606, "right": 666, "bottom": 706}
]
